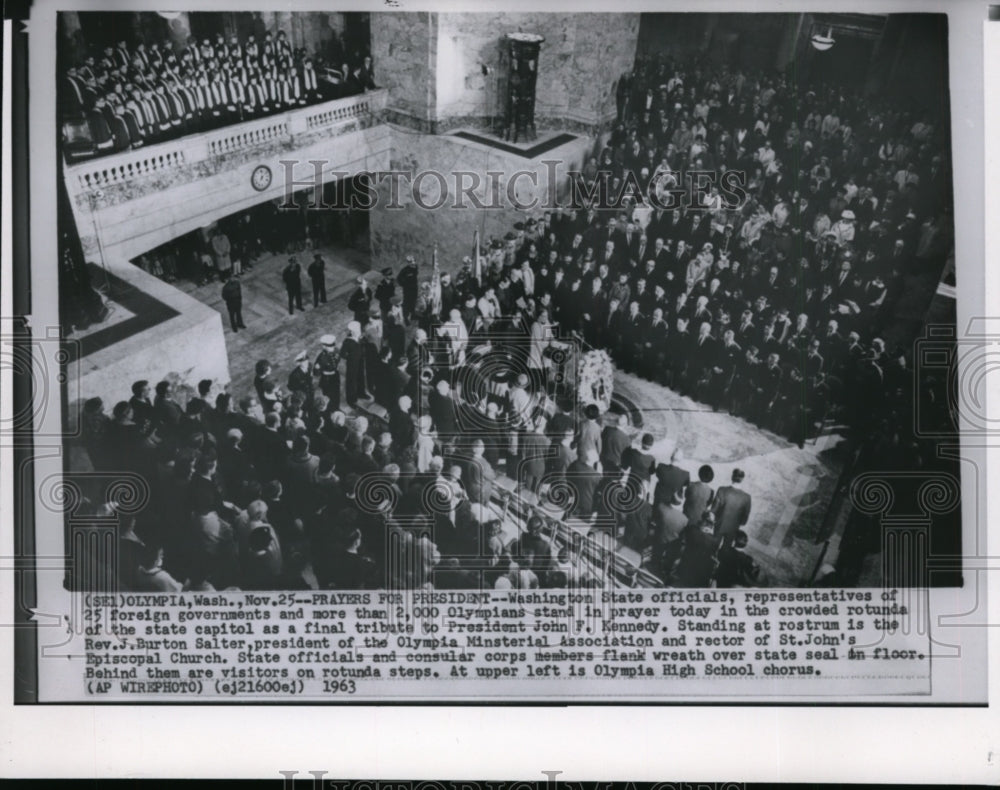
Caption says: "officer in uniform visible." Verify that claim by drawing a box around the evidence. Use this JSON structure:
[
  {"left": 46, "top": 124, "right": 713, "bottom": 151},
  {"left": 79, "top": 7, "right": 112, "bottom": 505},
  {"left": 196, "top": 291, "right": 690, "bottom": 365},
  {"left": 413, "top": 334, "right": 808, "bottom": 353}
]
[
  {"left": 348, "top": 275, "right": 373, "bottom": 326},
  {"left": 282, "top": 256, "right": 304, "bottom": 315},
  {"left": 313, "top": 334, "right": 341, "bottom": 412},
  {"left": 374, "top": 266, "right": 396, "bottom": 317},
  {"left": 287, "top": 350, "right": 314, "bottom": 406},
  {"left": 397, "top": 255, "right": 419, "bottom": 320},
  {"left": 341, "top": 321, "right": 365, "bottom": 407}
]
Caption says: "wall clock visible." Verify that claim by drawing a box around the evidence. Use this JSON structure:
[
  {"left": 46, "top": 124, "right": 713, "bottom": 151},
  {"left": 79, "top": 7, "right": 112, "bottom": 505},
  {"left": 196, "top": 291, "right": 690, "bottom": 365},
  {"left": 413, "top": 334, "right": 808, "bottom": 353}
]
[{"left": 251, "top": 164, "right": 272, "bottom": 192}]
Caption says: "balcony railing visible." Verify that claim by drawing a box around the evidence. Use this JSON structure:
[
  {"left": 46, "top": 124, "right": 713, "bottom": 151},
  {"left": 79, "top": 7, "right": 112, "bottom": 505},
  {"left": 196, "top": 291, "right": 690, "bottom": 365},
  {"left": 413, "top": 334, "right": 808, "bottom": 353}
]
[{"left": 65, "top": 89, "right": 389, "bottom": 198}]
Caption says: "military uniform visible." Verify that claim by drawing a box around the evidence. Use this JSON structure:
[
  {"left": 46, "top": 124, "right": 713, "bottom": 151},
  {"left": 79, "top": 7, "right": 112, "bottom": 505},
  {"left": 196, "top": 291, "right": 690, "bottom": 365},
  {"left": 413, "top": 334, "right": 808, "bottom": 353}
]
[
  {"left": 287, "top": 352, "right": 314, "bottom": 404},
  {"left": 341, "top": 332, "right": 364, "bottom": 406},
  {"left": 313, "top": 335, "right": 341, "bottom": 411},
  {"left": 374, "top": 267, "right": 396, "bottom": 315},
  {"left": 348, "top": 279, "right": 372, "bottom": 326}
]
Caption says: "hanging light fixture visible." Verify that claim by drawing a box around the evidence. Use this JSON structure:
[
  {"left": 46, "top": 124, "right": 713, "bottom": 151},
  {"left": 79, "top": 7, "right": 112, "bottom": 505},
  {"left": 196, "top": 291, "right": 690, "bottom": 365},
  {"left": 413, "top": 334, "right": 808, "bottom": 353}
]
[
  {"left": 811, "top": 26, "right": 835, "bottom": 51},
  {"left": 157, "top": 11, "right": 182, "bottom": 20}
]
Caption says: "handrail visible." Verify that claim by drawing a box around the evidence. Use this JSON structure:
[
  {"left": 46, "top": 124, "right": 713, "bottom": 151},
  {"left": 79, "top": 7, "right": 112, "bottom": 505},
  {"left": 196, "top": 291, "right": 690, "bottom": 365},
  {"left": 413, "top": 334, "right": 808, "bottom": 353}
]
[
  {"left": 492, "top": 484, "right": 665, "bottom": 588},
  {"left": 64, "top": 88, "right": 389, "bottom": 197}
]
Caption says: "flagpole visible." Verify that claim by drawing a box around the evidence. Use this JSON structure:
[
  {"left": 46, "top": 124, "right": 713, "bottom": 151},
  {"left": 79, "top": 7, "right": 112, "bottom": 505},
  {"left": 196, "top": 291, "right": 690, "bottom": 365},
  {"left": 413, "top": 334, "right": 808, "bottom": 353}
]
[
  {"left": 430, "top": 245, "right": 442, "bottom": 317},
  {"left": 473, "top": 229, "right": 482, "bottom": 289}
]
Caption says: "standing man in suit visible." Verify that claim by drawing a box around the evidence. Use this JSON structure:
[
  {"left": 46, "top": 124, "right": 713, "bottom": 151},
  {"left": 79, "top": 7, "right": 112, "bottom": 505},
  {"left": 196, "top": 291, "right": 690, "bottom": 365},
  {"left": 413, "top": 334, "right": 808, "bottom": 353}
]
[
  {"left": 463, "top": 439, "right": 496, "bottom": 506},
  {"left": 683, "top": 464, "right": 715, "bottom": 526},
  {"left": 600, "top": 412, "right": 631, "bottom": 477},
  {"left": 307, "top": 253, "right": 327, "bottom": 307},
  {"left": 518, "top": 415, "right": 551, "bottom": 495},
  {"left": 567, "top": 448, "right": 602, "bottom": 520},
  {"left": 397, "top": 255, "right": 419, "bottom": 320},
  {"left": 577, "top": 404, "right": 603, "bottom": 464},
  {"left": 712, "top": 468, "right": 752, "bottom": 548},
  {"left": 221, "top": 273, "right": 246, "bottom": 332},
  {"left": 282, "top": 256, "right": 304, "bottom": 315},
  {"left": 654, "top": 447, "right": 690, "bottom": 509}
]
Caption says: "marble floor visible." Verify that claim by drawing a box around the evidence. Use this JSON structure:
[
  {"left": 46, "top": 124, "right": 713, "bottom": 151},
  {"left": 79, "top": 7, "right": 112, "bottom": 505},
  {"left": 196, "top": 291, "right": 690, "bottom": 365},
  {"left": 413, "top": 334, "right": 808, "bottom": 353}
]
[
  {"left": 609, "top": 372, "right": 848, "bottom": 586},
  {"left": 172, "top": 243, "right": 372, "bottom": 398}
]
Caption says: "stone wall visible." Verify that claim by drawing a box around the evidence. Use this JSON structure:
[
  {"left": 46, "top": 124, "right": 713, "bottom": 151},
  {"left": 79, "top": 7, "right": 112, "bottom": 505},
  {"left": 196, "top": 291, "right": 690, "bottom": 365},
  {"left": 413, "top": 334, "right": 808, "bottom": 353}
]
[
  {"left": 368, "top": 127, "right": 592, "bottom": 273},
  {"left": 372, "top": 12, "right": 639, "bottom": 133},
  {"left": 371, "top": 12, "right": 438, "bottom": 127},
  {"left": 435, "top": 13, "right": 640, "bottom": 131}
]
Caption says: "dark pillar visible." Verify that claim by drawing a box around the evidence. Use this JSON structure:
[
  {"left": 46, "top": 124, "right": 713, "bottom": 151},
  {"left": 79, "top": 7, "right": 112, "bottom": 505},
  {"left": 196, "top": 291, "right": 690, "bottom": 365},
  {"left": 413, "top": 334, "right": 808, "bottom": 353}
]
[{"left": 503, "top": 33, "right": 544, "bottom": 143}]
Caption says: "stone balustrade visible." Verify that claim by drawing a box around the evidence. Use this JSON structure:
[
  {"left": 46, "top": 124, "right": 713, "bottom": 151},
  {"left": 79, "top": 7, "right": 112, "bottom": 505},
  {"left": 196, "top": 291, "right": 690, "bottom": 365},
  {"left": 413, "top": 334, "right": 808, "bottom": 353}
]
[{"left": 64, "top": 89, "right": 389, "bottom": 198}]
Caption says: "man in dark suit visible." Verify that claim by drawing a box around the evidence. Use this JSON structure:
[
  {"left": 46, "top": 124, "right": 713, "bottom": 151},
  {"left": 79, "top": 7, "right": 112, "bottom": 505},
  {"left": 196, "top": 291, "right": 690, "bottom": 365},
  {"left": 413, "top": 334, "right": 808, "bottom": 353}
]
[
  {"left": 715, "top": 529, "right": 763, "bottom": 587},
  {"left": 683, "top": 464, "right": 715, "bottom": 526},
  {"left": 712, "top": 468, "right": 752, "bottom": 548},
  {"left": 600, "top": 412, "right": 631, "bottom": 476},
  {"left": 380, "top": 355, "right": 411, "bottom": 410},
  {"left": 566, "top": 448, "right": 602, "bottom": 520},
  {"left": 129, "top": 380, "right": 155, "bottom": 433},
  {"left": 576, "top": 404, "right": 603, "bottom": 466},
  {"left": 307, "top": 253, "right": 327, "bottom": 307},
  {"left": 153, "top": 380, "right": 183, "bottom": 437},
  {"left": 429, "top": 379, "right": 460, "bottom": 438},
  {"left": 463, "top": 439, "right": 496, "bottom": 505},
  {"left": 672, "top": 519, "right": 719, "bottom": 587},
  {"left": 221, "top": 273, "right": 246, "bottom": 332},
  {"left": 281, "top": 256, "right": 304, "bottom": 315},
  {"left": 518, "top": 416, "right": 551, "bottom": 495},
  {"left": 348, "top": 275, "right": 373, "bottom": 326},
  {"left": 654, "top": 448, "right": 690, "bottom": 508}
]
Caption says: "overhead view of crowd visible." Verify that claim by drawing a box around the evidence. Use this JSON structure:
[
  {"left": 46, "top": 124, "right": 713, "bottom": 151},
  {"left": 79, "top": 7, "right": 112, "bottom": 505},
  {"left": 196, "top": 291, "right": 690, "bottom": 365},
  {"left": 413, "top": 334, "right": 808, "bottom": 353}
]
[
  {"left": 59, "top": 25, "right": 376, "bottom": 159},
  {"left": 72, "top": 45, "right": 957, "bottom": 593},
  {"left": 77, "top": 328, "right": 766, "bottom": 594}
]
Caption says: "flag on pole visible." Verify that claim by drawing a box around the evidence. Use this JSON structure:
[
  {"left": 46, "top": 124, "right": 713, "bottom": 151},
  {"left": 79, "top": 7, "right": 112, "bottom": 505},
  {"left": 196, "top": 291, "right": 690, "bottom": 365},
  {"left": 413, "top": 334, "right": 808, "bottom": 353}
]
[
  {"left": 473, "top": 229, "right": 482, "bottom": 288},
  {"left": 429, "top": 245, "right": 442, "bottom": 316}
]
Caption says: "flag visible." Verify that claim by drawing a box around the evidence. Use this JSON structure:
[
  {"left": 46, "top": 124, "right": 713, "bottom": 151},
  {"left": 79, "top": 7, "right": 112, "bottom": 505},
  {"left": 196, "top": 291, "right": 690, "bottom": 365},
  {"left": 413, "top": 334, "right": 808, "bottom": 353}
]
[{"left": 429, "top": 245, "right": 442, "bottom": 316}]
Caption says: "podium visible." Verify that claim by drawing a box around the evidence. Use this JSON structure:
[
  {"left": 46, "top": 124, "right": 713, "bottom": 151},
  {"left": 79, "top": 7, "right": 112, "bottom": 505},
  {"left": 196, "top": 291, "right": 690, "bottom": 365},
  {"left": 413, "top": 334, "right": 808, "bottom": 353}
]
[{"left": 501, "top": 33, "right": 544, "bottom": 143}]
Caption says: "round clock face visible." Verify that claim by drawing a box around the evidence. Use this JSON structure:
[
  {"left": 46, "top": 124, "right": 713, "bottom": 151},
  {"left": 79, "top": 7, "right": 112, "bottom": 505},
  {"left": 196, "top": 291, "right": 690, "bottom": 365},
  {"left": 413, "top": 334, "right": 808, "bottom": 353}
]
[{"left": 251, "top": 165, "right": 272, "bottom": 192}]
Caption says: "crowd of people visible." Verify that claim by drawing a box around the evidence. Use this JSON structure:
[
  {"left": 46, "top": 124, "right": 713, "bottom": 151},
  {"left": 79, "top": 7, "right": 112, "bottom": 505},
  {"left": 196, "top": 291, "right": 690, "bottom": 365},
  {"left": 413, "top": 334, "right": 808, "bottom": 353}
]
[
  {"left": 60, "top": 25, "right": 376, "bottom": 159},
  {"left": 72, "top": 48, "right": 957, "bottom": 592},
  {"left": 78, "top": 335, "right": 766, "bottom": 593}
]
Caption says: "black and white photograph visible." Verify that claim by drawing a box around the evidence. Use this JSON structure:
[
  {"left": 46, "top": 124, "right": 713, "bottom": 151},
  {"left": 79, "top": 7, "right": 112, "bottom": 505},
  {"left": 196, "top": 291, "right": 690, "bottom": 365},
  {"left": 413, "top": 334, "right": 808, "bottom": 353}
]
[
  {"left": 3, "top": 0, "right": 996, "bottom": 775},
  {"left": 53, "top": 8, "right": 960, "bottom": 594}
]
